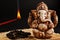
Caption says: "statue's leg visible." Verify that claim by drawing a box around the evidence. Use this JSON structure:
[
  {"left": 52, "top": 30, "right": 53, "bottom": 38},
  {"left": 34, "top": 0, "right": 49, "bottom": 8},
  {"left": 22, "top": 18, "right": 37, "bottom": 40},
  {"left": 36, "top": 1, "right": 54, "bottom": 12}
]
[
  {"left": 33, "top": 29, "right": 41, "bottom": 38},
  {"left": 33, "top": 29, "right": 45, "bottom": 38},
  {"left": 45, "top": 28, "right": 54, "bottom": 38}
]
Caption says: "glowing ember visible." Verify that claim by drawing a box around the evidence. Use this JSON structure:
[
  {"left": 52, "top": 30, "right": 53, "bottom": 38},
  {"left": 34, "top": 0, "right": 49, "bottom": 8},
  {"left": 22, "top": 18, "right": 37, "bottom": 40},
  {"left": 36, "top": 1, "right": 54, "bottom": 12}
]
[{"left": 17, "top": 9, "right": 21, "bottom": 20}]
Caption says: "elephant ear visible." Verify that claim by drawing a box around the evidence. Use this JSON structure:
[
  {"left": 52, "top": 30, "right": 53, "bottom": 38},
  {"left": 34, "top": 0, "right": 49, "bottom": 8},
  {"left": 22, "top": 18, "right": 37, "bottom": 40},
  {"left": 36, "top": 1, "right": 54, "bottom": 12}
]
[
  {"left": 28, "top": 10, "right": 37, "bottom": 28},
  {"left": 31, "top": 10, "right": 37, "bottom": 19},
  {"left": 48, "top": 10, "right": 58, "bottom": 27}
]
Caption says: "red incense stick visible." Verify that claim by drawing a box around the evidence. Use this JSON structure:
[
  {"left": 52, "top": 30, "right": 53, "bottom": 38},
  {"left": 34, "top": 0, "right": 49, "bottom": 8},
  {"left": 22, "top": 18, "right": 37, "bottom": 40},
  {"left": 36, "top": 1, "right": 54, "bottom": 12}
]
[{"left": 0, "top": 19, "right": 17, "bottom": 26}]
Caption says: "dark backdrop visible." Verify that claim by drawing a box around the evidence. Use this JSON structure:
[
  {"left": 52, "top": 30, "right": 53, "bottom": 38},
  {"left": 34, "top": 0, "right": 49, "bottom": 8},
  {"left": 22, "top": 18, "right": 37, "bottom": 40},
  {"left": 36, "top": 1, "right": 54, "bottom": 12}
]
[{"left": 0, "top": 0, "right": 60, "bottom": 33}]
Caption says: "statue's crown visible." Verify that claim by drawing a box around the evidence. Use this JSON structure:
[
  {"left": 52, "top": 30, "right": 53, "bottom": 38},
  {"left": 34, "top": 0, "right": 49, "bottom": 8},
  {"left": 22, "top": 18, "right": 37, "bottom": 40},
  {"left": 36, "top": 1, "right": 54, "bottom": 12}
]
[{"left": 37, "top": 2, "right": 48, "bottom": 11}]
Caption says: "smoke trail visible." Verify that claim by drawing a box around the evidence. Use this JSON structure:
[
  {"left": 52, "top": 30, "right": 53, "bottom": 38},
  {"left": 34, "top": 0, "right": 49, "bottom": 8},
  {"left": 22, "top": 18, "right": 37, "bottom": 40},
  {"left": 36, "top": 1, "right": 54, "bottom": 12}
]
[{"left": 17, "top": 0, "right": 19, "bottom": 9}]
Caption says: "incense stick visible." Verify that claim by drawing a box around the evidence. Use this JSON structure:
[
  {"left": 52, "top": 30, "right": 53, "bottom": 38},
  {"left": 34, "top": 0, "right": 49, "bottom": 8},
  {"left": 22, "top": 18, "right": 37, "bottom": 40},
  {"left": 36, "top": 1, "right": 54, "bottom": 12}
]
[{"left": 0, "top": 19, "right": 17, "bottom": 26}]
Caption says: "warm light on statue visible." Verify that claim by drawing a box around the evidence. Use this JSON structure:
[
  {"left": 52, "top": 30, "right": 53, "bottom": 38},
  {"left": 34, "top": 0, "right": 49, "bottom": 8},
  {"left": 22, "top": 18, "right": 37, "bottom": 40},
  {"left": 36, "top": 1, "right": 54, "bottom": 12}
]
[{"left": 28, "top": 2, "right": 58, "bottom": 38}]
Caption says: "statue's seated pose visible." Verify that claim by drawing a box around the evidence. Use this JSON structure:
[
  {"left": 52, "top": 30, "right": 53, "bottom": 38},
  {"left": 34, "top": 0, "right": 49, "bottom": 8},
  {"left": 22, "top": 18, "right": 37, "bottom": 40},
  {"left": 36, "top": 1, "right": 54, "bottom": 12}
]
[{"left": 28, "top": 2, "right": 58, "bottom": 38}]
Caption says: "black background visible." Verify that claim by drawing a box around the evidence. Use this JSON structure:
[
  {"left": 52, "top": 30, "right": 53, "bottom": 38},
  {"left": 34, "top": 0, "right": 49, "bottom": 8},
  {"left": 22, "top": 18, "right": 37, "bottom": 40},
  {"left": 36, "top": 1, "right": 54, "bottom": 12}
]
[{"left": 0, "top": 0, "right": 60, "bottom": 33}]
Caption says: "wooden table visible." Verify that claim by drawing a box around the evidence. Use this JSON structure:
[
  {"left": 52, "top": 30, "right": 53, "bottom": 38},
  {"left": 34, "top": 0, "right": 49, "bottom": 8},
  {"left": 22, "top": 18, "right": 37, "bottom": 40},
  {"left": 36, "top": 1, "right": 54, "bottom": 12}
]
[{"left": 0, "top": 28, "right": 60, "bottom": 40}]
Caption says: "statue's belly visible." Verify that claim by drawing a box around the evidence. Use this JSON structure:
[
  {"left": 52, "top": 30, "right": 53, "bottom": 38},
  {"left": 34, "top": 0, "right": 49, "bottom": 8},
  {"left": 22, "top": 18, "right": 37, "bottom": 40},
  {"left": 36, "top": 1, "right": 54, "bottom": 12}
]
[{"left": 38, "top": 24, "right": 48, "bottom": 31}]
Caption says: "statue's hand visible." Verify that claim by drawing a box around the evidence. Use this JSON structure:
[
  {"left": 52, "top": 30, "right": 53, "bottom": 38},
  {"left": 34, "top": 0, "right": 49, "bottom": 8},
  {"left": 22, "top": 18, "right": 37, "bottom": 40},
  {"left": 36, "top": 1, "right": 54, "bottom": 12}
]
[{"left": 49, "top": 23, "right": 54, "bottom": 28}]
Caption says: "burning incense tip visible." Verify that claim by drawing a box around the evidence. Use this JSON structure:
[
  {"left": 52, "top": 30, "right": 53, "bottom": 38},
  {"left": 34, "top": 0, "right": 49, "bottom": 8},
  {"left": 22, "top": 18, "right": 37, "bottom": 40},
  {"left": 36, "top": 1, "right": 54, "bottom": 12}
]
[
  {"left": 0, "top": 19, "right": 16, "bottom": 26},
  {"left": 17, "top": 9, "right": 21, "bottom": 20}
]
